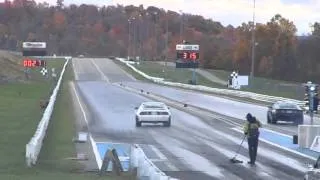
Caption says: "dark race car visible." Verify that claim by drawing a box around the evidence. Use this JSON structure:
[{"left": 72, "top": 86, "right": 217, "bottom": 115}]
[{"left": 267, "top": 101, "right": 304, "bottom": 125}]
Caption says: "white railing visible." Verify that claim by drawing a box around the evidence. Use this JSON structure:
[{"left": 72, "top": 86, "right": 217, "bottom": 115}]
[
  {"left": 116, "top": 58, "right": 305, "bottom": 106},
  {"left": 131, "top": 144, "right": 179, "bottom": 180},
  {"left": 25, "top": 57, "right": 71, "bottom": 167}
]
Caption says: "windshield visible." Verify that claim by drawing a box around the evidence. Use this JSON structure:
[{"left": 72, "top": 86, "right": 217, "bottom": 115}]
[{"left": 278, "top": 103, "right": 298, "bottom": 109}]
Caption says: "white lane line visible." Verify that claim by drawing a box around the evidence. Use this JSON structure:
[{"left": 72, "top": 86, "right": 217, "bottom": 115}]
[
  {"left": 199, "top": 138, "right": 275, "bottom": 179},
  {"left": 146, "top": 144, "right": 179, "bottom": 171},
  {"left": 72, "top": 58, "right": 79, "bottom": 80},
  {"left": 114, "top": 61, "right": 137, "bottom": 81},
  {"left": 149, "top": 159, "right": 167, "bottom": 162},
  {"left": 71, "top": 82, "right": 103, "bottom": 169},
  {"left": 231, "top": 127, "right": 317, "bottom": 161},
  {"left": 90, "top": 58, "right": 109, "bottom": 82},
  {"left": 148, "top": 145, "right": 179, "bottom": 171},
  {"left": 260, "top": 128, "right": 293, "bottom": 138},
  {"left": 149, "top": 145, "right": 167, "bottom": 160}
]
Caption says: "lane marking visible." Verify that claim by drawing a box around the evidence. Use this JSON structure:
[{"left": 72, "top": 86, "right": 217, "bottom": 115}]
[
  {"left": 260, "top": 127, "right": 293, "bottom": 138},
  {"left": 90, "top": 58, "right": 110, "bottom": 82},
  {"left": 148, "top": 145, "right": 179, "bottom": 171},
  {"left": 136, "top": 144, "right": 179, "bottom": 171},
  {"left": 113, "top": 60, "right": 137, "bottom": 81},
  {"left": 231, "top": 127, "right": 317, "bottom": 161},
  {"left": 72, "top": 58, "right": 79, "bottom": 80},
  {"left": 199, "top": 138, "right": 276, "bottom": 178},
  {"left": 71, "top": 82, "right": 103, "bottom": 169},
  {"left": 149, "top": 145, "right": 167, "bottom": 160},
  {"left": 149, "top": 159, "right": 167, "bottom": 162}
]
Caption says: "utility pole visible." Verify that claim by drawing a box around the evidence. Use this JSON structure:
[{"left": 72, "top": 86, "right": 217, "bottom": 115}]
[
  {"left": 179, "top": 10, "right": 183, "bottom": 42},
  {"left": 154, "top": 12, "right": 158, "bottom": 61},
  {"left": 163, "top": 11, "right": 169, "bottom": 74},
  {"left": 138, "top": 14, "right": 142, "bottom": 62},
  {"left": 250, "top": 0, "right": 256, "bottom": 80},
  {"left": 128, "top": 19, "right": 131, "bottom": 60},
  {"left": 146, "top": 13, "right": 150, "bottom": 59},
  {"left": 132, "top": 17, "right": 136, "bottom": 60},
  {"left": 165, "top": 11, "right": 169, "bottom": 68}
]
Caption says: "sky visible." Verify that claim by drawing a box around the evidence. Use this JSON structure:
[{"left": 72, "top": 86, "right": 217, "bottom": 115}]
[{"left": 32, "top": 0, "right": 320, "bottom": 35}]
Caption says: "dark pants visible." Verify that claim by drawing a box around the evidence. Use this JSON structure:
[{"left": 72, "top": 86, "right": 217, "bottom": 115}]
[{"left": 247, "top": 135, "right": 259, "bottom": 163}]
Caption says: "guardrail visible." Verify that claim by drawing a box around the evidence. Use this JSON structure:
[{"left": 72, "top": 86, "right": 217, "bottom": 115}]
[
  {"left": 116, "top": 58, "right": 306, "bottom": 107},
  {"left": 130, "top": 144, "right": 179, "bottom": 180},
  {"left": 25, "top": 57, "right": 71, "bottom": 167}
]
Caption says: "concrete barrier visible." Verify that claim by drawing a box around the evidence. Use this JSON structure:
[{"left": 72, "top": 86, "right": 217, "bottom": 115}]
[
  {"left": 298, "top": 125, "right": 320, "bottom": 148},
  {"left": 310, "top": 136, "right": 320, "bottom": 153},
  {"left": 130, "top": 144, "right": 178, "bottom": 180},
  {"left": 25, "top": 57, "right": 71, "bottom": 167}
]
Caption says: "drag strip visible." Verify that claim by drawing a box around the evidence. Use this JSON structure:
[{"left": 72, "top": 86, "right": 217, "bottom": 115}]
[{"left": 71, "top": 58, "right": 314, "bottom": 180}]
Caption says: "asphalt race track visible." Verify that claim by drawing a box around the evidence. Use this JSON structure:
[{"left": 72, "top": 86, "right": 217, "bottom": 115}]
[{"left": 72, "top": 58, "right": 314, "bottom": 180}]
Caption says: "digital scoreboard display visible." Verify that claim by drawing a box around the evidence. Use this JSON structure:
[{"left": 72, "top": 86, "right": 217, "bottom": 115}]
[
  {"left": 23, "top": 59, "right": 46, "bottom": 67},
  {"left": 175, "top": 44, "right": 200, "bottom": 68},
  {"left": 176, "top": 52, "right": 199, "bottom": 60}
]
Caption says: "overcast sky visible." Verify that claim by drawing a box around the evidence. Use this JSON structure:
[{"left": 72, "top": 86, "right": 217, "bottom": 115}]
[{"left": 33, "top": 0, "right": 320, "bottom": 35}]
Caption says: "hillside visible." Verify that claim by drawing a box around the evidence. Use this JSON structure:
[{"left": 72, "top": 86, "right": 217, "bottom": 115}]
[
  {"left": 0, "top": 50, "right": 25, "bottom": 82},
  {"left": 0, "top": 1, "right": 320, "bottom": 82}
]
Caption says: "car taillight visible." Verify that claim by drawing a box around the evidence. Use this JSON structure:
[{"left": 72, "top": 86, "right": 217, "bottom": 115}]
[{"left": 140, "top": 112, "right": 148, "bottom": 115}]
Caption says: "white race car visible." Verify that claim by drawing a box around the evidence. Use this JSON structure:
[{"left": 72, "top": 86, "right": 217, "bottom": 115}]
[{"left": 135, "top": 101, "right": 171, "bottom": 127}]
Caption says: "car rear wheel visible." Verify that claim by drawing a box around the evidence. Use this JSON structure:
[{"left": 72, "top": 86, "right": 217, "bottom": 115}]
[
  {"left": 163, "top": 118, "right": 171, "bottom": 127},
  {"left": 136, "top": 120, "right": 142, "bottom": 127},
  {"left": 267, "top": 113, "right": 271, "bottom": 123},
  {"left": 270, "top": 116, "right": 277, "bottom": 124},
  {"left": 135, "top": 116, "right": 142, "bottom": 127}
]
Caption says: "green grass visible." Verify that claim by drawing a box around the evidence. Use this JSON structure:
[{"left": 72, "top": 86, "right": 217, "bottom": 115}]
[
  {"left": 116, "top": 60, "right": 304, "bottom": 102},
  {"left": 113, "top": 60, "right": 148, "bottom": 81},
  {"left": 130, "top": 60, "right": 304, "bottom": 100},
  {"left": 206, "top": 69, "right": 304, "bottom": 100},
  {"left": 0, "top": 56, "right": 134, "bottom": 179},
  {"left": 0, "top": 58, "right": 64, "bottom": 176},
  {"left": 131, "top": 61, "right": 226, "bottom": 88}
]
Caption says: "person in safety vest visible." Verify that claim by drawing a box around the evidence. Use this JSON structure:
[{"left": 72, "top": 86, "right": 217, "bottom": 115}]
[{"left": 243, "top": 113, "right": 261, "bottom": 165}]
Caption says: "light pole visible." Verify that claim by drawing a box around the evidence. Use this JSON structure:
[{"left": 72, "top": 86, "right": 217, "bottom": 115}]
[
  {"left": 250, "top": 0, "right": 256, "bottom": 80},
  {"left": 132, "top": 17, "right": 136, "bottom": 60},
  {"left": 128, "top": 19, "right": 131, "bottom": 60},
  {"left": 138, "top": 14, "right": 142, "bottom": 62},
  {"left": 163, "top": 11, "right": 169, "bottom": 74},
  {"left": 153, "top": 12, "right": 158, "bottom": 60},
  {"left": 179, "top": 10, "right": 183, "bottom": 42},
  {"left": 165, "top": 11, "right": 169, "bottom": 68}
]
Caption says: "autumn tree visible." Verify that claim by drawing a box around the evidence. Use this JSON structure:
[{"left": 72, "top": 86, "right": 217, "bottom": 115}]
[
  {"left": 0, "top": 2, "right": 319, "bottom": 82},
  {"left": 312, "top": 22, "right": 320, "bottom": 36},
  {"left": 267, "top": 14, "right": 297, "bottom": 80}
]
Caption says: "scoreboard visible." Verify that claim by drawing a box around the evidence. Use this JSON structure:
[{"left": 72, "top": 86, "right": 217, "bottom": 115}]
[
  {"left": 23, "top": 58, "right": 46, "bottom": 67},
  {"left": 176, "top": 52, "right": 200, "bottom": 60},
  {"left": 175, "top": 44, "right": 200, "bottom": 68}
]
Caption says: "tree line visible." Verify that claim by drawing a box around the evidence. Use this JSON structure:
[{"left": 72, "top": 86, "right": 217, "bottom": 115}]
[{"left": 0, "top": 0, "right": 319, "bottom": 82}]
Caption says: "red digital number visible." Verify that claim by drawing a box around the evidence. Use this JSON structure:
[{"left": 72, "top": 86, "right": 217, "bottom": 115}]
[
  {"left": 23, "top": 59, "right": 28, "bottom": 67},
  {"left": 23, "top": 59, "right": 38, "bottom": 67},
  {"left": 28, "top": 60, "right": 32, "bottom": 67},
  {"left": 190, "top": 52, "right": 196, "bottom": 60}
]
